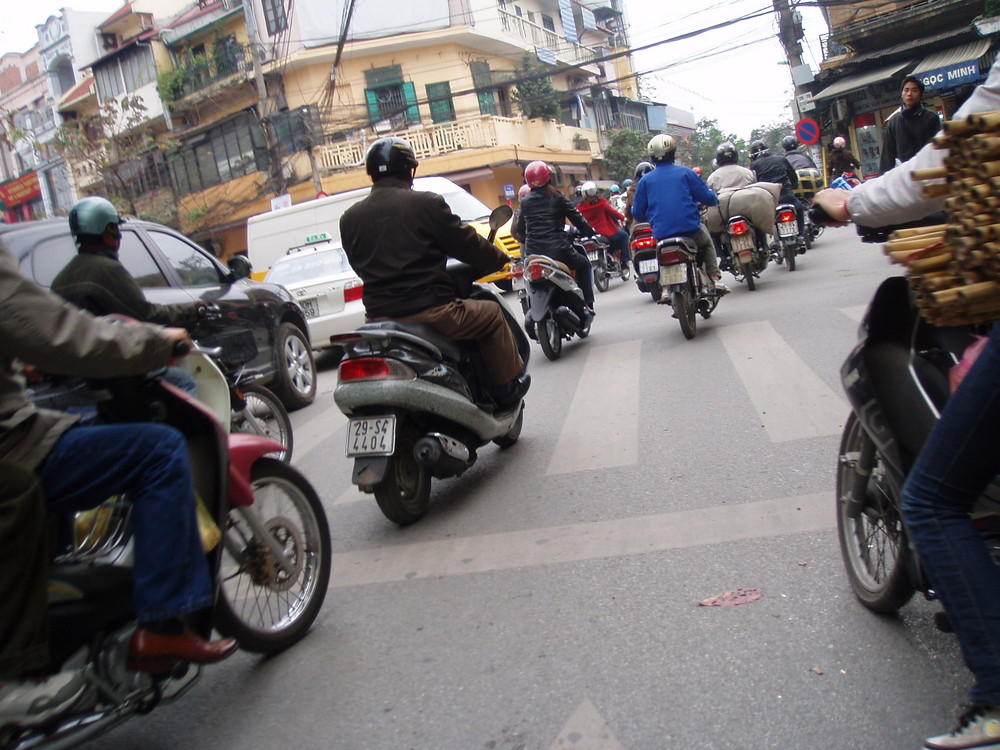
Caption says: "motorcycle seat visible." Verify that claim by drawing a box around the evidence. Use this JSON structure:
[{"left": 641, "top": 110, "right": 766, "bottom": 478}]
[
  {"left": 524, "top": 254, "right": 575, "bottom": 277},
  {"left": 357, "top": 321, "right": 463, "bottom": 362},
  {"left": 655, "top": 236, "right": 699, "bottom": 253}
]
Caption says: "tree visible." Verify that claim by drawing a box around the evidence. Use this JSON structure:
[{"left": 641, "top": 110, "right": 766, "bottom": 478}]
[
  {"left": 750, "top": 117, "right": 796, "bottom": 155},
  {"left": 513, "top": 54, "right": 561, "bottom": 120},
  {"left": 50, "top": 95, "right": 178, "bottom": 225},
  {"left": 677, "top": 118, "right": 745, "bottom": 174},
  {"left": 603, "top": 128, "right": 649, "bottom": 185}
]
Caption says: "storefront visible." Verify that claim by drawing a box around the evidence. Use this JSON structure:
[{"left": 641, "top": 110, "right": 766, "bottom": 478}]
[{"left": 0, "top": 171, "right": 44, "bottom": 224}]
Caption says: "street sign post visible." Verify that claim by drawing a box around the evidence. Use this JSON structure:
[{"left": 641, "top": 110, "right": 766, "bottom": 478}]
[{"left": 795, "top": 118, "right": 820, "bottom": 145}]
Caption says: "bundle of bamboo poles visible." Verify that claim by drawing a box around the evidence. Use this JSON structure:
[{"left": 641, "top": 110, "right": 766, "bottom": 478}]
[{"left": 886, "top": 110, "right": 1000, "bottom": 325}]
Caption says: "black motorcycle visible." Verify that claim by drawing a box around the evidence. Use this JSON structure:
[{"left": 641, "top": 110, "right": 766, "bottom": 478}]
[{"left": 582, "top": 234, "right": 631, "bottom": 292}]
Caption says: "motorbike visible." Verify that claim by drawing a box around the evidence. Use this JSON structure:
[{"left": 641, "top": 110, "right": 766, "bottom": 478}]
[
  {"left": 719, "top": 215, "right": 769, "bottom": 291},
  {"left": 631, "top": 222, "right": 723, "bottom": 340},
  {"left": 793, "top": 168, "right": 825, "bottom": 250},
  {"left": 330, "top": 206, "right": 530, "bottom": 526},
  {"left": 3, "top": 348, "right": 331, "bottom": 750},
  {"left": 630, "top": 223, "right": 663, "bottom": 301},
  {"left": 770, "top": 203, "right": 802, "bottom": 271},
  {"left": 583, "top": 233, "right": 631, "bottom": 292},
  {"left": 835, "top": 274, "right": 999, "bottom": 619}
]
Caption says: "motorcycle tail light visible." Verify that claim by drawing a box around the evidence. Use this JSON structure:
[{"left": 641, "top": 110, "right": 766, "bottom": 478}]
[
  {"left": 344, "top": 279, "right": 363, "bottom": 302},
  {"left": 526, "top": 262, "right": 553, "bottom": 281},
  {"left": 729, "top": 219, "right": 749, "bottom": 235},
  {"left": 339, "top": 357, "right": 416, "bottom": 383},
  {"left": 510, "top": 262, "right": 524, "bottom": 278},
  {"left": 778, "top": 210, "right": 796, "bottom": 223},
  {"left": 658, "top": 248, "right": 685, "bottom": 265},
  {"left": 631, "top": 236, "right": 656, "bottom": 250}
]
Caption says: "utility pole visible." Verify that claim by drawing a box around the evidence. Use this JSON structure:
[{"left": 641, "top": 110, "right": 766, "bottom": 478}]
[{"left": 773, "top": 0, "right": 810, "bottom": 121}]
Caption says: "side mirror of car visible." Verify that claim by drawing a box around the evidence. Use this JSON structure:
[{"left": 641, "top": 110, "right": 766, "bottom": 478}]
[
  {"left": 487, "top": 205, "right": 513, "bottom": 245},
  {"left": 227, "top": 254, "right": 253, "bottom": 280}
]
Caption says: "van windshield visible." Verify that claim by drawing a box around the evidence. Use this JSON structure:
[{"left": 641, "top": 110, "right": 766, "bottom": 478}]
[{"left": 436, "top": 189, "right": 492, "bottom": 223}]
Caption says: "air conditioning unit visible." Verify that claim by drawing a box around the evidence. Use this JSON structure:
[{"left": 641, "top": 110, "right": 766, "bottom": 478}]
[{"left": 833, "top": 98, "right": 850, "bottom": 122}]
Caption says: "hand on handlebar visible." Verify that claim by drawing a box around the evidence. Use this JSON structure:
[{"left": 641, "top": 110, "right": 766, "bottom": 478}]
[
  {"left": 810, "top": 188, "right": 851, "bottom": 227},
  {"left": 165, "top": 328, "right": 194, "bottom": 363}
]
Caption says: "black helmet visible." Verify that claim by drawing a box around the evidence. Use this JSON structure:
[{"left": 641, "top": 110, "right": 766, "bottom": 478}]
[
  {"left": 634, "top": 161, "right": 654, "bottom": 182},
  {"left": 781, "top": 135, "right": 799, "bottom": 152},
  {"left": 715, "top": 142, "right": 738, "bottom": 166},
  {"left": 365, "top": 137, "right": 418, "bottom": 180},
  {"left": 749, "top": 140, "right": 769, "bottom": 160}
]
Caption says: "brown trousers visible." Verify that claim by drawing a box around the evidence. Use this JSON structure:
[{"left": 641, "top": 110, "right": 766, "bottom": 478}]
[
  {"left": 374, "top": 299, "right": 523, "bottom": 385},
  {"left": 0, "top": 462, "right": 49, "bottom": 677}
]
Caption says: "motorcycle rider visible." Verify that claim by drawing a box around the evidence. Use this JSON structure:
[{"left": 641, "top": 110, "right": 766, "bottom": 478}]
[
  {"left": 624, "top": 163, "right": 652, "bottom": 227},
  {"left": 879, "top": 75, "right": 941, "bottom": 174},
  {"left": 631, "top": 134, "right": 728, "bottom": 292},
  {"left": 812, "top": 56, "right": 1000, "bottom": 750},
  {"left": 576, "top": 180, "right": 631, "bottom": 267},
  {"left": 781, "top": 135, "right": 817, "bottom": 171},
  {"left": 52, "top": 196, "right": 207, "bottom": 394},
  {"left": 706, "top": 142, "right": 757, "bottom": 272},
  {"left": 609, "top": 184, "right": 626, "bottom": 212},
  {"left": 749, "top": 139, "right": 805, "bottom": 253},
  {"left": 514, "top": 160, "right": 598, "bottom": 322},
  {"left": 511, "top": 183, "right": 531, "bottom": 246},
  {"left": 0, "top": 239, "right": 237, "bottom": 730},
  {"left": 828, "top": 136, "right": 860, "bottom": 180},
  {"left": 339, "top": 137, "right": 528, "bottom": 409}
]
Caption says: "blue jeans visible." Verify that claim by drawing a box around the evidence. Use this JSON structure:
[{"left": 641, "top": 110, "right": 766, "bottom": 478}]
[
  {"left": 902, "top": 323, "right": 1000, "bottom": 705},
  {"left": 37, "top": 423, "right": 214, "bottom": 623},
  {"left": 606, "top": 230, "right": 631, "bottom": 262}
]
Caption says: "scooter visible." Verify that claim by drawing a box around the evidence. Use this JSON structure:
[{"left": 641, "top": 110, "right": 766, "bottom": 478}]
[
  {"left": 770, "top": 203, "right": 802, "bottom": 271},
  {"left": 2, "top": 348, "right": 331, "bottom": 750},
  {"left": 720, "top": 215, "right": 769, "bottom": 291},
  {"left": 330, "top": 207, "right": 531, "bottom": 526},
  {"left": 583, "top": 234, "right": 631, "bottom": 292},
  {"left": 835, "top": 275, "right": 1000, "bottom": 619}
]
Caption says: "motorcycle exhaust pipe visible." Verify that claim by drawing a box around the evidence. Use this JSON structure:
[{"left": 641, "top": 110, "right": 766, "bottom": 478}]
[
  {"left": 554, "top": 305, "right": 581, "bottom": 331},
  {"left": 414, "top": 433, "right": 474, "bottom": 478}
]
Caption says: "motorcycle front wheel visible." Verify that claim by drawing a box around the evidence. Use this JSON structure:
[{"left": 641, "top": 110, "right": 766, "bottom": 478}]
[
  {"left": 538, "top": 316, "right": 562, "bottom": 361},
  {"left": 216, "top": 458, "right": 331, "bottom": 652},
  {"left": 836, "top": 413, "right": 915, "bottom": 613},
  {"left": 375, "top": 424, "right": 431, "bottom": 525},
  {"left": 231, "top": 384, "right": 293, "bottom": 463},
  {"left": 672, "top": 288, "right": 697, "bottom": 340}
]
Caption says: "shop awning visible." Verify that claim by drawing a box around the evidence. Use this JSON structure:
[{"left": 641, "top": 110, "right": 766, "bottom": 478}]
[
  {"left": 812, "top": 61, "right": 913, "bottom": 101},
  {"left": 910, "top": 38, "right": 992, "bottom": 90},
  {"left": 557, "top": 164, "right": 588, "bottom": 176},
  {"left": 443, "top": 167, "right": 494, "bottom": 184}
]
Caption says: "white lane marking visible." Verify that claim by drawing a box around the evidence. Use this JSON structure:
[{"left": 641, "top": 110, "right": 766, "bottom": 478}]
[
  {"left": 840, "top": 304, "right": 867, "bottom": 323},
  {"left": 329, "top": 492, "right": 832, "bottom": 588},
  {"left": 546, "top": 340, "right": 642, "bottom": 476},
  {"left": 717, "top": 321, "right": 846, "bottom": 443},
  {"left": 549, "top": 697, "right": 625, "bottom": 750},
  {"left": 332, "top": 485, "right": 366, "bottom": 506}
]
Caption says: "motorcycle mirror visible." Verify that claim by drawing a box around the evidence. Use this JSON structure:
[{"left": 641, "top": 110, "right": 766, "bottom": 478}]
[{"left": 487, "top": 205, "right": 513, "bottom": 244}]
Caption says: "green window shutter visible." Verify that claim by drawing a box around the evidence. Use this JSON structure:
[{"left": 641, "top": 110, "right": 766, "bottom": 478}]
[
  {"left": 477, "top": 90, "right": 497, "bottom": 116},
  {"left": 402, "top": 81, "right": 420, "bottom": 123},
  {"left": 364, "top": 89, "right": 379, "bottom": 122},
  {"left": 426, "top": 82, "right": 455, "bottom": 123},
  {"left": 364, "top": 65, "right": 403, "bottom": 89}
]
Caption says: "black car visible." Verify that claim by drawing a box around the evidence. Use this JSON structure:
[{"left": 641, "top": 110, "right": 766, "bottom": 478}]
[{"left": 1, "top": 218, "right": 317, "bottom": 410}]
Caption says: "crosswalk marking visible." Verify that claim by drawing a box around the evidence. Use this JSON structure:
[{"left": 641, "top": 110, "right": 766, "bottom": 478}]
[
  {"left": 550, "top": 698, "right": 624, "bottom": 750},
  {"left": 328, "top": 492, "right": 832, "bottom": 588},
  {"left": 546, "top": 340, "right": 642, "bottom": 476},
  {"left": 718, "top": 321, "right": 846, "bottom": 443},
  {"left": 840, "top": 304, "right": 867, "bottom": 322}
]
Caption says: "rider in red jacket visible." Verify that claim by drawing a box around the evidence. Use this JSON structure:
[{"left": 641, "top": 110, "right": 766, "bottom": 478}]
[{"left": 576, "top": 182, "right": 631, "bottom": 265}]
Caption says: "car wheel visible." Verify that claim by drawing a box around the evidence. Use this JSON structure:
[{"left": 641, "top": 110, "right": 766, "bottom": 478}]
[{"left": 271, "top": 322, "right": 316, "bottom": 410}]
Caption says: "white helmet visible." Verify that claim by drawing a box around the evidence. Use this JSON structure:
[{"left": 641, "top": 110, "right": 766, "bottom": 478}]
[
  {"left": 647, "top": 133, "right": 677, "bottom": 162},
  {"left": 833, "top": 136, "right": 846, "bottom": 148},
  {"left": 581, "top": 180, "right": 598, "bottom": 197}
]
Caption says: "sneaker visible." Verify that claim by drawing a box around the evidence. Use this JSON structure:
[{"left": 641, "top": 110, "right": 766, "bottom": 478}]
[
  {"left": 0, "top": 670, "right": 92, "bottom": 729},
  {"left": 714, "top": 281, "right": 731, "bottom": 296},
  {"left": 925, "top": 704, "right": 1000, "bottom": 749}
]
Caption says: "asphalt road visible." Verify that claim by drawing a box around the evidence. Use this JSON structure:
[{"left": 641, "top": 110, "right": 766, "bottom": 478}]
[{"left": 86, "top": 225, "right": 971, "bottom": 750}]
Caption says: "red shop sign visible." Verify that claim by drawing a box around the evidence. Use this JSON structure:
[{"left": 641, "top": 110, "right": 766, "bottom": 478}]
[{"left": 0, "top": 171, "right": 41, "bottom": 208}]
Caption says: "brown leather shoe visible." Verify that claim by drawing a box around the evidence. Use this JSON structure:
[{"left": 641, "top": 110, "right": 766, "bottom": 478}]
[{"left": 128, "top": 628, "right": 238, "bottom": 673}]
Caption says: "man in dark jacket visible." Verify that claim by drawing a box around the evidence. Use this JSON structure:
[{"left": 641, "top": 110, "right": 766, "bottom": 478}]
[
  {"left": 879, "top": 76, "right": 941, "bottom": 174},
  {"left": 749, "top": 140, "right": 805, "bottom": 249},
  {"left": 339, "top": 137, "right": 527, "bottom": 408}
]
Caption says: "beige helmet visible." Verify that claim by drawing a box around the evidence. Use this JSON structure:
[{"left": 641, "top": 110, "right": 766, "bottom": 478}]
[
  {"left": 581, "top": 180, "right": 598, "bottom": 197},
  {"left": 647, "top": 133, "right": 677, "bottom": 162}
]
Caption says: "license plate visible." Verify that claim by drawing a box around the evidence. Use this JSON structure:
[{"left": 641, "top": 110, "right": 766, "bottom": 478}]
[
  {"left": 346, "top": 416, "right": 396, "bottom": 457},
  {"left": 300, "top": 298, "right": 319, "bottom": 318},
  {"left": 731, "top": 232, "right": 754, "bottom": 252},
  {"left": 587, "top": 251, "right": 599, "bottom": 262},
  {"left": 777, "top": 221, "right": 797, "bottom": 237},
  {"left": 660, "top": 264, "right": 687, "bottom": 286},
  {"left": 638, "top": 258, "right": 658, "bottom": 274},
  {"left": 512, "top": 274, "right": 526, "bottom": 291}
]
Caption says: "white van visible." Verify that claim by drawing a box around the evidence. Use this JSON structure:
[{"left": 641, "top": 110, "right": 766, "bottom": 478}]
[{"left": 245, "top": 176, "right": 520, "bottom": 284}]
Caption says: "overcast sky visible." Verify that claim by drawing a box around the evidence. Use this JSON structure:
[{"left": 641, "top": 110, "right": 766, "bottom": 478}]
[{"left": 3, "top": 0, "right": 829, "bottom": 137}]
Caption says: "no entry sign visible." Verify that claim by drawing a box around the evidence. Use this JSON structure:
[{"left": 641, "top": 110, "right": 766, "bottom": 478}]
[{"left": 795, "top": 118, "right": 820, "bottom": 145}]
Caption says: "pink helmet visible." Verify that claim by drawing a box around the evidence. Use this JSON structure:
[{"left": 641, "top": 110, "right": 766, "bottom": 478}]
[
  {"left": 524, "top": 161, "right": 551, "bottom": 188},
  {"left": 833, "top": 136, "right": 846, "bottom": 148},
  {"left": 517, "top": 184, "right": 531, "bottom": 199}
]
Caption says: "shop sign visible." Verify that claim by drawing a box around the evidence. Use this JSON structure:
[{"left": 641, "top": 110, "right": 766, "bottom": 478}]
[
  {"left": 0, "top": 171, "right": 41, "bottom": 209},
  {"left": 919, "top": 60, "right": 981, "bottom": 91}
]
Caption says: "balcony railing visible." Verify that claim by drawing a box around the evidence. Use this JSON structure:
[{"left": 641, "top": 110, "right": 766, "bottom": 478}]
[
  {"left": 166, "top": 44, "right": 253, "bottom": 101},
  {"left": 313, "top": 115, "right": 598, "bottom": 172},
  {"left": 497, "top": 9, "right": 599, "bottom": 68}
]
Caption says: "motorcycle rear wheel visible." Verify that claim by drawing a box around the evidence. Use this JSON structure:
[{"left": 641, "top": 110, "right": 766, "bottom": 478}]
[
  {"left": 538, "top": 317, "right": 562, "bottom": 361},
  {"left": 743, "top": 261, "right": 756, "bottom": 291},
  {"left": 672, "top": 288, "right": 697, "bottom": 340},
  {"left": 231, "top": 384, "right": 293, "bottom": 463},
  {"left": 374, "top": 425, "right": 431, "bottom": 525},
  {"left": 836, "top": 413, "right": 915, "bottom": 613},
  {"left": 594, "top": 260, "right": 610, "bottom": 293},
  {"left": 784, "top": 243, "right": 797, "bottom": 271},
  {"left": 216, "top": 458, "right": 331, "bottom": 652}
]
